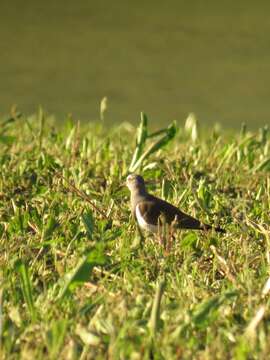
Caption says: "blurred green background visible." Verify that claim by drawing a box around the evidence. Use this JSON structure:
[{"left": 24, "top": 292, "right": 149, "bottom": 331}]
[{"left": 1, "top": 0, "right": 270, "bottom": 127}]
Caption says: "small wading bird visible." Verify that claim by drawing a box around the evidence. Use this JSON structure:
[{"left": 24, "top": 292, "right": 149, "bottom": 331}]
[{"left": 126, "top": 174, "right": 225, "bottom": 237}]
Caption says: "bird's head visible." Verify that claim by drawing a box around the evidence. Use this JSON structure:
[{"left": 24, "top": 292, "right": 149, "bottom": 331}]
[{"left": 126, "top": 174, "right": 146, "bottom": 193}]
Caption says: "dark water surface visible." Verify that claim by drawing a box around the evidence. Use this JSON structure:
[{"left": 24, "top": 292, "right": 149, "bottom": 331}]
[{"left": 1, "top": 1, "right": 270, "bottom": 128}]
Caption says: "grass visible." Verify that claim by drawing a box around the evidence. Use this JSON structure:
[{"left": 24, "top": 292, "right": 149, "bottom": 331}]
[{"left": 0, "top": 110, "right": 270, "bottom": 359}]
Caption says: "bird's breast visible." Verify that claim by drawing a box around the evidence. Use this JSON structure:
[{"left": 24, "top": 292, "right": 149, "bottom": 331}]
[{"left": 135, "top": 204, "right": 158, "bottom": 233}]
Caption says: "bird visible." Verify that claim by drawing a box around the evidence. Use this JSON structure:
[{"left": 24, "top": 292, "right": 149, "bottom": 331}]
[{"left": 126, "top": 174, "right": 225, "bottom": 234}]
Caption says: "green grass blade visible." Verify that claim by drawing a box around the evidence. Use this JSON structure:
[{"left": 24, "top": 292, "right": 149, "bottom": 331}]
[
  {"left": 42, "top": 215, "right": 59, "bottom": 241},
  {"left": 15, "top": 260, "right": 36, "bottom": 321},
  {"left": 148, "top": 279, "right": 166, "bottom": 338},
  {"left": 252, "top": 157, "right": 270, "bottom": 173},
  {"left": 129, "top": 112, "right": 148, "bottom": 172},
  {"left": 130, "top": 121, "right": 177, "bottom": 172},
  {"left": 81, "top": 210, "right": 94, "bottom": 240},
  {"left": 46, "top": 319, "right": 68, "bottom": 359}
]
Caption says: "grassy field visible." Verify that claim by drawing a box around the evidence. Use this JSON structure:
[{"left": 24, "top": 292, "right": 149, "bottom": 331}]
[{"left": 1, "top": 110, "right": 270, "bottom": 359}]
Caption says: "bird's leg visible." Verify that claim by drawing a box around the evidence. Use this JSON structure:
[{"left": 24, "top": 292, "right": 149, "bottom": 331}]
[
  {"left": 166, "top": 225, "right": 173, "bottom": 253},
  {"left": 131, "top": 221, "right": 145, "bottom": 250},
  {"left": 157, "top": 215, "right": 166, "bottom": 248},
  {"left": 135, "top": 222, "right": 145, "bottom": 247},
  {"left": 159, "top": 234, "right": 165, "bottom": 247},
  {"left": 166, "top": 216, "right": 178, "bottom": 252}
]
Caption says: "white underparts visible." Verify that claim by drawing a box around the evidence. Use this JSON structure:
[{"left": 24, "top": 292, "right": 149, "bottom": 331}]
[{"left": 135, "top": 204, "right": 158, "bottom": 233}]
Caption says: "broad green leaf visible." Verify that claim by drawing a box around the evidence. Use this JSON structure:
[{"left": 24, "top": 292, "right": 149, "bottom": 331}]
[
  {"left": 258, "top": 125, "right": 268, "bottom": 145},
  {"left": 15, "top": 260, "right": 36, "bottom": 321},
  {"left": 75, "top": 325, "right": 101, "bottom": 346},
  {"left": 0, "top": 135, "right": 16, "bottom": 145},
  {"left": 58, "top": 244, "right": 107, "bottom": 299},
  {"left": 42, "top": 215, "right": 59, "bottom": 241},
  {"left": 100, "top": 96, "right": 108, "bottom": 121},
  {"left": 46, "top": 319, "right": 68, "bottom": 359},
  {"left": 65, "top": 125, "right": 76, "bottom": 150},
  {"left": 192, "top": 291, "right": 237, "bottom": 328},
  {"left": 148, "top": 279, "right": 166, "bottom": 337},
  {"left": 180, "top": 232, "right": 198, "bottom": 250},
  {"left": 82, "top": 210, "right": 94, "bottom": 240},
  {"left": 197, "top": 180, "right": 212, "bottom": 209},
  {"left": 161, "top": 178, "right": 172, "bottom": 200},
  {"left": 192, "top": 296, "right": 220, "bottom": 327},
  {"left": 185, "top": 113, "right": 199, "bottom": 142}
]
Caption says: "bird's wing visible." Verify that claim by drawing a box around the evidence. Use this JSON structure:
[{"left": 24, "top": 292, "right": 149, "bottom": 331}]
[
  {"left": 139, "top": 196, "right": 203, "bottom": 230},
  {"left": 136, "top": 201, "right": 163, "bottom": 226}
]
